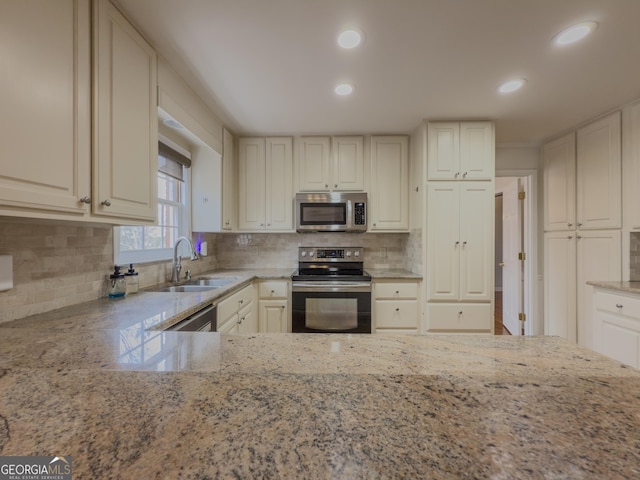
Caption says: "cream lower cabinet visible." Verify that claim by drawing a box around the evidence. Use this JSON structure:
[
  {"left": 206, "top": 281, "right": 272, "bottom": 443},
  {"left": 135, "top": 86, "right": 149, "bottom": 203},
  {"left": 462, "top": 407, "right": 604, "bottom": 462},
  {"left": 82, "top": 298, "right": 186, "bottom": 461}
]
[
  {"left": 426, "top": 182, "right": 493, "bottom": 333},
  {"left": 216, "top": 284, "right": 256, "bottom": 334},
  {"left": 258, "top": 280, "right": 289, "bottom": 333},
  {"left": 369, "top": 136, "right": 409, "bottom": 231},
  {"left": 544, "top": 230, "right": 621, "bottom": 347},
  {"left": 373, "top": 281, "right": 421, "bottom": 333},
  {"left": 0, "top": 0, "right": 92, "bottom": 219},
  {"left": 238, "top": 137, "right": 293, "bottom": 231},
  {"left": 593, "top": 289, "right": 640, "bottom": 368}
]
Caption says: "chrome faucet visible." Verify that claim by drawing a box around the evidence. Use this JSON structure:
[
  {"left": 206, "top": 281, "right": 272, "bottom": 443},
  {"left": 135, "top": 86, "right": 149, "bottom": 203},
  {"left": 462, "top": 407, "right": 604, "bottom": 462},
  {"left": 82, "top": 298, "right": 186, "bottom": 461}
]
[{"left": 171, "top": 236, "right": 199, "bottom": 283}]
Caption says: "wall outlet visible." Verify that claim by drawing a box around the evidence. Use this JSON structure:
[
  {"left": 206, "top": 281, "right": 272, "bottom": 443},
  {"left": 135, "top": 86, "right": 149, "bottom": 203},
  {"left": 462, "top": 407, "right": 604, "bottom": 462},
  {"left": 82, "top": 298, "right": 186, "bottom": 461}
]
[
  {"left": 200, "top": 241, "right": 208, "bottom": 256},
  {"left": 0, "top": 255, "right": 13, "bottom": 291}
]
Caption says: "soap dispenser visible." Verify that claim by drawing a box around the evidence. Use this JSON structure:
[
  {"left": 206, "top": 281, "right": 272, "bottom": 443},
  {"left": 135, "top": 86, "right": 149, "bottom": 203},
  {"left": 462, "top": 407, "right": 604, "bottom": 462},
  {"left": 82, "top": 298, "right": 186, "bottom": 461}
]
[
  {"left": 124, "top": 264, "right": 139, "bottom": 294},
  {"left": 108, "top": 266, "right": 127, "bottom": 298}
]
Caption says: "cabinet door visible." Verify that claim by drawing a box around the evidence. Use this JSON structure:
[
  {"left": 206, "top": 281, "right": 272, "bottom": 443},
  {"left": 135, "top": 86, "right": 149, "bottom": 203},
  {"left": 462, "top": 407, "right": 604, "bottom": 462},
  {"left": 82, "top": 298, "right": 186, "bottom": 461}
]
[
  {"left": 238, "top": 137, "right": 266, "bottom": 230},
  {"left": 427, "top": 123, "right": 459, "bottom": 180},
  {"left": 426, "top": 303, "right": 492, "bottom": 332},
  {"left": 259, "top": 300, "right": 288, "bottom": 333},
  {"left": 93, "top": 0, "right": 157, "bottom": 221},
  {"left": 543, "top": 133, "right": 576, "bottom": 231},
  {"left": 238, "top": 304, "right": 257, "bottom": 334},
  {"left": 332, "top": 136, "right": 364, "bottom": 191},
  {"left": 298, "top": 137, "right": 331, "bottom": 192},
  {"left": 217, "top": 315, "right": 239, "bottom": 334},
  {"left": 265, "top": 137, "right": 293, "bottom": 230},
  {"left": 370, "top": 136, "right": 409, "bottom": 231},
  {"left": 459, "top": 122, "right": 494, "bottom": 180},
  {"left": 459, "top": 183, "right": 493, "bottom": 301},
  {"left": 0, "top": 0, "right": 91, "bottom": 216},
  {"left": 576, "top": 230, "right": 621, "bottom": 349},
  {"left": 427, "top": 183, "right": 460, "bottom": 300},
  {"left": 628, "top": 101, "right": 640, "bottom": 229},
  {"left": 576, "top": 112, "right": 621, "bottom": 229},
  {"left": 544, "top": 232, "right": 577, "bottom": 342},
  {"left": 374, "top": 300, "right": 419, "bottom": 332},
  {"left": 594, "top": 291, "right": 640, "bottom": 368},
  {"left": 222, "top": 128, "right": 236, "bottom": 231}
]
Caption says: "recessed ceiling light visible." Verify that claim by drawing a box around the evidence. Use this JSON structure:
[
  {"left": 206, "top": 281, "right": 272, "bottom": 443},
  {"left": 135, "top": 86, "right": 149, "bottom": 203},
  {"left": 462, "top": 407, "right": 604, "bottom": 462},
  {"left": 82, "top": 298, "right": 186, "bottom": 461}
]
[
  {"left": 337, "top": 29, "right": 363, "bottom": 49},
  {"left": 498, "top": 78, "right": 526, "bottom": 94},
  {"left": 335, "top": 83, "right": 354, "bottom": 96},
  {"left": 554, "top": 21, "right": 598, "bottom": 46}
]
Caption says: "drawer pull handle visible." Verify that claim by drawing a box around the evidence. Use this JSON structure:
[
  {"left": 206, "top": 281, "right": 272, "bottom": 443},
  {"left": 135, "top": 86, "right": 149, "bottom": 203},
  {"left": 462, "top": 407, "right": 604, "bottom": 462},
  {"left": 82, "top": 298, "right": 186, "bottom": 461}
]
[{"left": 616, "top": 304, "right": 623, "bottom": 308}]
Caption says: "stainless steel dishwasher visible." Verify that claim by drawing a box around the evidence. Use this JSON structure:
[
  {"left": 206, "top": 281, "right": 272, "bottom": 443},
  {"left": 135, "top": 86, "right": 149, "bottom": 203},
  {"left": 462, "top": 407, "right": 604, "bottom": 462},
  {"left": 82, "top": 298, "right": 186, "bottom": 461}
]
[{"left": 167, "top": 303, "right": 217, "bottom": 332}]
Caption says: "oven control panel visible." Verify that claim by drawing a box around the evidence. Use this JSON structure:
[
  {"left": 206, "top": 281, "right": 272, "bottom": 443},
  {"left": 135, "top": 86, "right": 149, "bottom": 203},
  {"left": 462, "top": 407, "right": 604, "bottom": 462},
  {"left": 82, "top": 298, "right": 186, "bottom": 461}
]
[{"left": 298, "top": 247, "right": 363, "bottom": 262}]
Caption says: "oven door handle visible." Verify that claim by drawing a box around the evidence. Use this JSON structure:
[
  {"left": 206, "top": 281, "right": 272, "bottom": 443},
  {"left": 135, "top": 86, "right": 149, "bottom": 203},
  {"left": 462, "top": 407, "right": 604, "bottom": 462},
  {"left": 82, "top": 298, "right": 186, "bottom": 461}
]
[{"left": 292, "top": 282, "right": 371, "bottom": 293}]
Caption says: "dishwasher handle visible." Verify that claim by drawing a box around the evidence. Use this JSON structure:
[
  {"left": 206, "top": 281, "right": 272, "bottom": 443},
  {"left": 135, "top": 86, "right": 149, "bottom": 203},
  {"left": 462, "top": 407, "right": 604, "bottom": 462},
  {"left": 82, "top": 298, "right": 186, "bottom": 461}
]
[{"left": 168, "top": 303, "right": 217, "bottom": 332}]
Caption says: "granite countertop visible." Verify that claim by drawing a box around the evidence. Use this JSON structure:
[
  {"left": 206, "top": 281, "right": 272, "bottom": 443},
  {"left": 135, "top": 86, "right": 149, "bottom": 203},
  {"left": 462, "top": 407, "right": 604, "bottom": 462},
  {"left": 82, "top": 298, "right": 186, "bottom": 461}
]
[
  {"left": 587, "top": 280, "right": 640, "bottom": 295},
  {"left": 1, "top": 270, "right": 639, "bottom": 478},
  {"left": 368, "top": 268, "right": 422, "bottom": 279}
]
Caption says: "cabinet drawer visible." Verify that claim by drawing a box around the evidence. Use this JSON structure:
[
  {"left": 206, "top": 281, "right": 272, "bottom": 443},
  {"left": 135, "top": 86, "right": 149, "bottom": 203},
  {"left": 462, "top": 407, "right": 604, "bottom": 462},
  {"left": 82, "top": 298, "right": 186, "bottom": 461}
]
[
  {"left": 375, "top": 300, "right": 419, "bottom": 330},
  {"left": 595, "top": 290, "right": 640, "bottom": 319},
  {"left": 375, "top": 282, "right": 419, "bottom": 299},
  {"left": 217, "top": 284, "right": 254, "bottom": 322},
  {"left": 427, "top": 303, "right": 492, "bottom": 332},
  {"left": 258, "top": 281, "right": 289, "bottom": 299}
]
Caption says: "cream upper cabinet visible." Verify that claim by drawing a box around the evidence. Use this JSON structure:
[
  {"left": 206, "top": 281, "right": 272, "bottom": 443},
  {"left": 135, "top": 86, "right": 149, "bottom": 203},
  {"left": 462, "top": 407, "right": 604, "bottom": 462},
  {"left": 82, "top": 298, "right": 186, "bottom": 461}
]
[
  {"left": 427, "top": 182, "right": 493, "bottom": 302},
  {"left": 93, "top": 0, "right": 158, "bottom": 222},
  {"left": 222, "top": 128, "right": 236, "bottom": 231},
  {"left": 297, "top": 136, "right": 364, "bottom": 192},
  {"left": 369, "top": 135, "right": 409, "bottom": 231},
  {"left": 0, "top": 0, "right": 91, "bottom": 218},
  {"left": 427, "top": 122, "right": 494, "bottom": 180},
  {"left": 238, "top": 137, "right": 293, "bottom": 231},
  {"left": 298, "top": 137, "right": 331, "bottom": 191},
  {"left": 332, "top": 136, "right": 364, "bottom": 191},
  {"left": 543, "top": 133, "right": 576, "bottom": 231},
  {"left": 576, "top": 112, "right": 621, "bottom": 230}
]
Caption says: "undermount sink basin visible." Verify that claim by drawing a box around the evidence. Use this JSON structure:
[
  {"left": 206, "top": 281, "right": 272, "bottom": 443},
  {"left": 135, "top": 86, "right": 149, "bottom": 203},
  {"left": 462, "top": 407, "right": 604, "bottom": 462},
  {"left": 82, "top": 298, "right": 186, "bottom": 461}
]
[
  {"left": 152, "top": 277, "right": 238, "bottom": 293},
  {"left": 154, "top": 285, "right": 220, "bottom": 293},
  {"left": 185, "top": 277, "right": 239, "bottom": 287}
]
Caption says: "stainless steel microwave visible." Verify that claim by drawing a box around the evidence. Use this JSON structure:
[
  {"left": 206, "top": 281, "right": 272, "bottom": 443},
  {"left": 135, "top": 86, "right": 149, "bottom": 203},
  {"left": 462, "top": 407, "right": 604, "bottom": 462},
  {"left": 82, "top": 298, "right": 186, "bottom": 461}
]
[{"left": 295, "top": 192, "right": 367, "bottom": 233}]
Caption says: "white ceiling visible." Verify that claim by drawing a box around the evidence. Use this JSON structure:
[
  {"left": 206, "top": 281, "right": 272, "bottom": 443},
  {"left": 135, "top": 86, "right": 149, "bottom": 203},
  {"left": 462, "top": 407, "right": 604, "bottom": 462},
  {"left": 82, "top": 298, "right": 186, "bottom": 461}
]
[{"left": 115, "top": 0, "right": 640, "bottom": 146}]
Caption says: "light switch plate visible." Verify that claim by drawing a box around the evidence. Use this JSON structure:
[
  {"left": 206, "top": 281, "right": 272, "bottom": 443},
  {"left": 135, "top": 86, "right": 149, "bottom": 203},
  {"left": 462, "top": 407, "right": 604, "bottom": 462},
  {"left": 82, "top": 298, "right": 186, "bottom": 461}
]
[{"left": 0, "top": 255, "right": 13, "bottom": 291}]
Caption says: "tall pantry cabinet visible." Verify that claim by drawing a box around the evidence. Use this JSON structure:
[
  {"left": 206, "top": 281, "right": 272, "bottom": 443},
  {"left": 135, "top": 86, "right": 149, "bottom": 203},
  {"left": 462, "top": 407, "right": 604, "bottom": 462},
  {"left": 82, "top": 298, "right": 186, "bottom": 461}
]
[
  {"left": 543, "top": 112, "right": 622, "bottom": 347},
  {"left": 422, "top": 121, "right": 495, "bottom": 333}
]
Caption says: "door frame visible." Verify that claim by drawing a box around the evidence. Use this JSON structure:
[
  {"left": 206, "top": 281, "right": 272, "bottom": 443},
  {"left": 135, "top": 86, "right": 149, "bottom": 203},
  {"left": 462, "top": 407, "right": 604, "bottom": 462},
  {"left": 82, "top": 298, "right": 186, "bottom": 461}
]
[{"left": 495, "top": 169, "right": 539, "bottom": 336}]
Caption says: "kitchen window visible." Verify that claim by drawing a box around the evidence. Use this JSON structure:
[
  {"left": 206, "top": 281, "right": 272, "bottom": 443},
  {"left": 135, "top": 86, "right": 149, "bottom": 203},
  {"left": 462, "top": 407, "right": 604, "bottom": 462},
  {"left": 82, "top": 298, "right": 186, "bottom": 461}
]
[{"left": 114, "top": 138, "right": 191, "bottom": 264}]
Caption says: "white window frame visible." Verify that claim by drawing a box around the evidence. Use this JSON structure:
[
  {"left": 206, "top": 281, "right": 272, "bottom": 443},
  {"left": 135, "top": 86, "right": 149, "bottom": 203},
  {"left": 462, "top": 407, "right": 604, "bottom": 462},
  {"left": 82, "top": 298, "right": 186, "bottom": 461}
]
[{"left": 114, "top": 136, "right": 192, "bottom": 265}]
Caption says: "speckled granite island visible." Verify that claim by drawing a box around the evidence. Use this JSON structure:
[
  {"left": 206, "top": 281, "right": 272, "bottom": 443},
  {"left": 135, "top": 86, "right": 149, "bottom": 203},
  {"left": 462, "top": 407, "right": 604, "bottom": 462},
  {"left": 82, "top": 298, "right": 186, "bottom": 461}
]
[{"left": 1, "top": 272, "right": 639, "bottom": 478}]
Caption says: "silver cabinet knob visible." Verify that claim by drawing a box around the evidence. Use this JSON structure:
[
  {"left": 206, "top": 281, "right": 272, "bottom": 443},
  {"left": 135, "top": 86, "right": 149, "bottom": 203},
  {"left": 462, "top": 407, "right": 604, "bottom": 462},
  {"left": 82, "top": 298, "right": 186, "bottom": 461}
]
[
  {"left": 395, "top": 307, "right": 400, "bottom": 312},
  {"left": 334, "top": 184, "right": 338, "bottom": 188},
  {"left": 616, "top": 304, "right": 623, "bottom": 308},
  {"left": 101, "top": 199, "right": 111, "bottom": 207},
  {"left": 325, "top": 184, "right": 329, "bottom": 188},
  {"left": 79, "top": 196, "right": 91, "bottom": 204},
  {"left": 281, "top": 305, "right": 285, "bottom": 309},
  {"left": 463, "top": 172, "right": 468, "bottom": 178},
  {"left": 454, "top": 172, "right": 460, "bottom": 178},
  {"left": 455, "top": 241, "right": 460, "bottom": 246},
  {"left": 568, "top": 223, "right": 573, "bottom": 227},
  {"left": 577, "top": 223, "right": 583, "bottom": 227}
]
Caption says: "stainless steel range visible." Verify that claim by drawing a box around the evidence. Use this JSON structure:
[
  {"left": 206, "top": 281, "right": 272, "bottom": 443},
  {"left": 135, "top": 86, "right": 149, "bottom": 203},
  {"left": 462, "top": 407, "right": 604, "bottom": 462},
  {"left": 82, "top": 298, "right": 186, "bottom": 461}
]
[{"left": 291, "top": 247, "right": 371, "bottom": 333}]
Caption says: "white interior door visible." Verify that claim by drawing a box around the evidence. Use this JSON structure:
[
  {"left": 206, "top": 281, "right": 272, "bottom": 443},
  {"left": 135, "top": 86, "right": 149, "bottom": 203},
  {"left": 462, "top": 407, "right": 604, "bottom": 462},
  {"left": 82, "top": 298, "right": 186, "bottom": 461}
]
[{"left": 501, "top": 178, "right": 521, "bottom": 335}]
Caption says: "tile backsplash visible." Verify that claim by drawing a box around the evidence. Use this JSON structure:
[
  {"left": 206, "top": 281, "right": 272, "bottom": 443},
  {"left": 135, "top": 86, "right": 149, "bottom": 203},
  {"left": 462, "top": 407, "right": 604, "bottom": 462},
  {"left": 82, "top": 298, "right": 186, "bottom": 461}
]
[
  {"left": 0, "top": 219, "right": 216, "bottom": 324},
  {"left": 631, "top": 232, "right": 640, "bottom": 281},
  {"left": 0, "top": 218, "right": 419, "bottom": 324}
]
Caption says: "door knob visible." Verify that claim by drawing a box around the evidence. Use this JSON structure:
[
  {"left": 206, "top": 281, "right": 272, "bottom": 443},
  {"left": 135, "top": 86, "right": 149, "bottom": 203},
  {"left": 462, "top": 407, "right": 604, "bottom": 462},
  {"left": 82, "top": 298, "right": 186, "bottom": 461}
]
[{"left": 499, "top": 262, "right": 505, "bottom": 267}]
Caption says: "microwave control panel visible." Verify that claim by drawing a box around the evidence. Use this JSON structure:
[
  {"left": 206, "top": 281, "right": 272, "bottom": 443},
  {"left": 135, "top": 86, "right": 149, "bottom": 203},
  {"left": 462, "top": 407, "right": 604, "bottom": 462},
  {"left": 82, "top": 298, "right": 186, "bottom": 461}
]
[{"left": 354, "top": 202, "right": 366, "bottom": 226}]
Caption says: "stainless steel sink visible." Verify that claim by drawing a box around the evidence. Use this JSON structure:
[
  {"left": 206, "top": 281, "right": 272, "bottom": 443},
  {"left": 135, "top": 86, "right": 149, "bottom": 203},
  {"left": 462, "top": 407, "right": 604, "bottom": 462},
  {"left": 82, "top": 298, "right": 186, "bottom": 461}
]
[
  {"left": 185, "top": 277, "right": 238, "bottom": 287},
  {"left": 154, "top": 285, "right": 220, "bottom": 293},
  {"left": 152, "top": 277, "right": 238, "bottom": 293}
]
